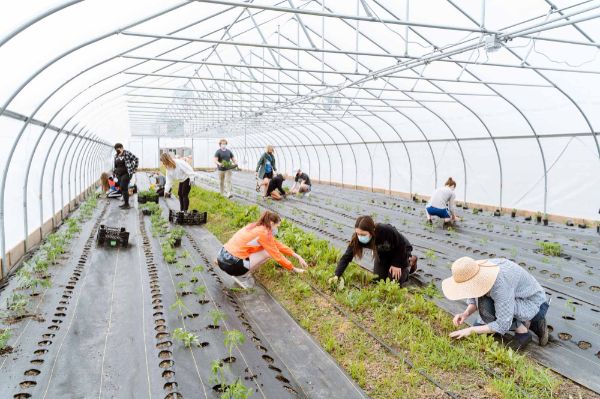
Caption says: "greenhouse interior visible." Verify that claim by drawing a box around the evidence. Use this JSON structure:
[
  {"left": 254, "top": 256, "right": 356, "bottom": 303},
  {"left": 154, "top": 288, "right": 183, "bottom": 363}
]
[{"left": 1, "top": 0, "right": 599, "bottom": 398}]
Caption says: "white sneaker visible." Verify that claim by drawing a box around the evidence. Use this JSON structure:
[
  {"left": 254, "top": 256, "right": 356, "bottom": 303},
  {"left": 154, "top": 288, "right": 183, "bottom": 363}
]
[{"left": 232, "top": 273, "right": 255, "bottom": 289}]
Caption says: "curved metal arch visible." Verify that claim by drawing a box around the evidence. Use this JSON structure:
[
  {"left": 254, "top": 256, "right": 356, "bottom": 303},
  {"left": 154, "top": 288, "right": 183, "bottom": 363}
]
[
  {"left": 263, "top": 123, "right": 312, "bottom": 176},
  {"left": 239, "top": 127, "right": 291, "bottom": 175},
  {"left": 268, "top": 125, "right": 316, "bottom": 177},
  {"left": 66, "top": 130, "right": 93, "bottom": 211},
  {"left": 251, "top": 126, "right": 300, "bottom": 175},
  {"left": 73, "top": 133, "right": 98, "bottom": 199},
  {"left": 298, "top": 123, "right": 345, "bottom": 186},
  {"left": 280, "top": 125, "right": 325, "bottom": 180},
  {"left": 299, "top": 17, "right": 440, "bottom": 191},
  {"left": 81, "top": 140, "right": 102, "bottom": 196},
  {"left": 51, "top": 125, "right": 86, "bottom": 221},
  {"left": 287, "top": 124, "right": 333, "bottom": 183},
  {"left": 335, "top": 118, "right": 377, "bottom": 192},
  {"left": 59, "top": 128, "right": 90, "bottom": 219}
]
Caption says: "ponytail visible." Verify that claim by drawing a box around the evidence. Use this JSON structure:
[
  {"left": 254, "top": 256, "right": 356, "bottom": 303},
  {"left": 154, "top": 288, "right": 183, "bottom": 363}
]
[
  {"left": 252, "top": 210, "right": 281, "bottom": 230},
  {"left": 445, "top": 177, "right": 456, "bottom": 188}
]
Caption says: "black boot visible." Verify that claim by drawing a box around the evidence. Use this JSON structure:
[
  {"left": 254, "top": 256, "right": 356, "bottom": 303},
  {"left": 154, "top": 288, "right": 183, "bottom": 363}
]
[
  {"left": 119, "top": 203, "right": 130, "bottom": 209},
  {"left": 530, "top": 318, "right": 549, "bottom": 346},
  {"left": 509, "top": 331, "right": 532, "bottom": 351}
]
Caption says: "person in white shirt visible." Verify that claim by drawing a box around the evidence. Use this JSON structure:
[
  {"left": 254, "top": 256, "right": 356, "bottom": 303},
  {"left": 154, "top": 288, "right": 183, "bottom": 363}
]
[
  {"left": 426, "top": 177, "right": 458, "bottom": 227},
  {"left": 160, "top": 153, "right": 197, "bottom": 211}
]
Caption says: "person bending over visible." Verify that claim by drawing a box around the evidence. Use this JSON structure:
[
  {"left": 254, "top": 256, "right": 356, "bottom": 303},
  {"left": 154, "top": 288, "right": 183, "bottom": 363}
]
[
  {"left": 289, "top": 169, "right": 312, "bottom": 196},
  {"left": 216, "top": 210, "right": 308, "bottom": 288},
  {"left": 113, "top": 143, "right": 138, "bottom": 209},
  {"left": 442, "top": 257, "right": 549, "bottom": 350},
  {"left": 331, "top": 216, "right": 418, "bottom": 286},
  {"left": 265, "top": 173, "right": 286, "bottom": 200},
  {"left": 426, "top": 177, "right": 458, "bottom": 227},
  {"left": 161, "top": 153, "right": 197, "bottom": 211}
]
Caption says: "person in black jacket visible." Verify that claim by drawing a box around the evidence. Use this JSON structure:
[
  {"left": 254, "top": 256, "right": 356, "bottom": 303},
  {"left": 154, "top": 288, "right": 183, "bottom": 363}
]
[
  {"left": 332, "top": 215, "right": 417, "bottom": 284},
  {"left": 113, "top": 143, "right": 139, "bottom": 209},
  {"left": 264, "top": 173, "right": 286, "bottom": 200}
]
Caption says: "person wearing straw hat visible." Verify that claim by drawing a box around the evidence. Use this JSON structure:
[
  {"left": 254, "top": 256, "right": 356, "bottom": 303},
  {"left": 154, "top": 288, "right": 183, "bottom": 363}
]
[{"left": 442, "top": 257, "right": 549, "bottom": 350}]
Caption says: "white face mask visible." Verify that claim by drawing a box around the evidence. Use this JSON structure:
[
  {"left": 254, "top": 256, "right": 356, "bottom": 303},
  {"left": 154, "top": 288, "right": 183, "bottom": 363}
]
[
  {"left": 220, "top": 145, "right": 227, "bottom": 150},
  {"left": 272, "top": 227, "right": 279, "bottom": 237}
]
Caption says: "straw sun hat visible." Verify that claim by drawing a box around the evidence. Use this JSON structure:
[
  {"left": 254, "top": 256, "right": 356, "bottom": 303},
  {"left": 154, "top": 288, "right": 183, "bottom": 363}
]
[{"left": 442, "top": 257, "right": 500, "bottom": 300}]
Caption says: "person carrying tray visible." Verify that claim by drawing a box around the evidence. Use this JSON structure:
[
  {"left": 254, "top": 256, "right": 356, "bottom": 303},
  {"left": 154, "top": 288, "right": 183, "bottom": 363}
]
[
  {"left": 214, "top": 138, "right": 237, "bottom": 198},
  {"left": 215, "top": 210, "right": 308, "bottom": 289}
]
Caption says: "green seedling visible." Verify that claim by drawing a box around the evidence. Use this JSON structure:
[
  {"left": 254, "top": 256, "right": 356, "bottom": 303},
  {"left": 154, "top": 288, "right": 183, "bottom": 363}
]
[
  {"left": 181, "top": 250, "right": 191, "bottom": 259},
  {"left": 172, "top": 328, "right": 199, "bottom": 348},
  {"left": 565, "top": 299, "right": 576, "bottom": 315},
  {"left": 209, "top": 309, "right": 226, "bottom": 327},
  {"left": 472, "top": 208, "right": 480, "bottom": 215},
  {"left": 6, "top": 292, "right": 29, "bottom": 316},
  {"left": 480, "top": 237, "right": 489, "bottom": 245},
  {"left": 177, "top": 281, "right": 190, "bottom": 290},
  {"left": 170, "top": 226, "right": 185, "bottom": 240},
  {"left": 538, "top": 242, "right": 561, "bottom": 257},
  {"left": 192, "top": 265, "right": 205, "bottom": 273},
  {"left": 222, "top": 379, "right": 254, "bottom": 399},
  {"left": 425, "top": 249, "right": 437, "bottom": 265},
  {"left": 509, "top": 248, "right": 518, "bottom": 259},
  {"left": 486, "top": 222, "right": 493, "bottom": 230},
  {"left": 224, "top": 329, "right": 245, "bottom": 356},
  {"left": 194, "top": 285, "right": 207, "bottom": 299},
  {"left": 170, "top": 297, "right": 191, "bottom": 317},
  {"left": 0, "top": 328, "right": 11, "bottom": 351}
]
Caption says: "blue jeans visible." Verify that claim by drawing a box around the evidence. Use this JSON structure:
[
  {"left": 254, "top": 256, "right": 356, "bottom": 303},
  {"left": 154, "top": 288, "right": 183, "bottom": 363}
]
[
  {"left": 426, "top": 206, "right": 450, "bottom": 219},
  {"left": 478, "top": 296, "right": 549, "bottom": 330}
]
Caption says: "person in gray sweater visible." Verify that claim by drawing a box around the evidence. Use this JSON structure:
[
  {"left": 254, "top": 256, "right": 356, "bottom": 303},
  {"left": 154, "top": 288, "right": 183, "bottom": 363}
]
[{"left": 426, "top": 177, "right": 458, "bottom": 226}]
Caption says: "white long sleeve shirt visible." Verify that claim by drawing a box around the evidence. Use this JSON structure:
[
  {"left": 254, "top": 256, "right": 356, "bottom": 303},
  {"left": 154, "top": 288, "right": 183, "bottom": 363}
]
[
  {"left": 427, "top": 186, "right": 457, "bottom": 214},
  {"left": 165, "top": 159, "right": 197, "bottom": 192}
]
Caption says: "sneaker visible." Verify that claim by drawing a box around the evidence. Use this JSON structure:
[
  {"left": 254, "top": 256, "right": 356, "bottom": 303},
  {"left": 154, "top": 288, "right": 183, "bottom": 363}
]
[
  {"left": 227, "top": 194, "right": 233, "bottom": 199},
  {"left": 508, "top": 331, "right": 532, "bottom": 351},
  {"left": 232, "top": 273, "right": 255, "bottom": 289},
  {"left": 119, "top": 203, "right": 130, "bottom": 209},
  {"left": 530, "top": 318, "right": 549, "bottom": 346}
]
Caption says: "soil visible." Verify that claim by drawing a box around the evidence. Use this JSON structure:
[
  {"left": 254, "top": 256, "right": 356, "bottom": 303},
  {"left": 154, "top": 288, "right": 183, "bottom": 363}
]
[{"left": 0, "top": 345, "right": 14, "bottom": 356}]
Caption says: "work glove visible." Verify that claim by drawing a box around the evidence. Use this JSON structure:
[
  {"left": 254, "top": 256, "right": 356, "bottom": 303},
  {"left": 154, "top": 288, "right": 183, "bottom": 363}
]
[{"left": 327, "top": 276, "right": 345, "bottom": 291}]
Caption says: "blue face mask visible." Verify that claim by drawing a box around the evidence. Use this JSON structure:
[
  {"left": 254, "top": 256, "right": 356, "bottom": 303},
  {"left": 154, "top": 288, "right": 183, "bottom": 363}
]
[
  {"left": 272, "top": 227, "right": 279, "bottom": 237},
  {"left": 357, "top": 234, "right": 371, "bottom": 244}
]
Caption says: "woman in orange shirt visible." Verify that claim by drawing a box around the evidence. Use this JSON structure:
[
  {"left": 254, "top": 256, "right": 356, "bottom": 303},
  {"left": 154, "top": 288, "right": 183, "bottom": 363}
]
[{"left": 216, "top": 210, "right": 308, "bottom": 288}]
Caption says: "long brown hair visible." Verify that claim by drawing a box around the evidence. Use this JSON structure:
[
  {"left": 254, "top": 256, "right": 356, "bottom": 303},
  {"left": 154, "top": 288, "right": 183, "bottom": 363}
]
[
  {"left": 160, "top": 153, "right": 177, "bottom": 169},
  {"left": 445, "top": 177, "right": 457, "bottom": 188},
  {"left": 249, "top": 210, "right": 281, "bottom": 231},
  {"left": 100, "top": 172, "right": 110, "bottom": 191},
  {"left": 350, "top": 215, "right": 377, "bottom": 259}
]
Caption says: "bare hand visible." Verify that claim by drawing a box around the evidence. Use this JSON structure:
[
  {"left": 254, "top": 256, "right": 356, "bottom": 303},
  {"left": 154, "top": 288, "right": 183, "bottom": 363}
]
[
  {"left": 389, "top": 266, "right": 402, "bottom": 280},
  {"left": 453, "top": 313, "right": 467, "bottom": 326},
  {"left": 449, "top": 327, "right": 473, "bottom": 339},
  {"left": 292, "top": 267, "right": 306, "bottom": 274},
  {"left": 296, "top": 255, "right": 308, "bottom": 268}
]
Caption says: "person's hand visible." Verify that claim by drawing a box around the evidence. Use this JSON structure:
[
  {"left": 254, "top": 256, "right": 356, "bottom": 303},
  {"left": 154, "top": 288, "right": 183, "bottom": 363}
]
[
  {"left": 295, "top": 255, "right": 308, "bottom": 268},
  {"left": 292, "top": 267, "right": 306, "bottom": 274},
  {"left": 409, "top": 256, "right": 417, "bottom": 269},
  {"left": 389, "top": 266, "right": 402, "bottom": 280},
  {"left": 165, "top": 192, "right": 171, "bottom": 198},
  {"left": 453, "top": 313, "right": 467, "bottom": 326},
  {"left": 327, "top": 276, "right": 339, "bottom": 285},
  {"left": 449, "top": 327, "right": 473, "bottom": 339},
  {"left": 328, "top": 275, "right": 345, "bottom": 290}
]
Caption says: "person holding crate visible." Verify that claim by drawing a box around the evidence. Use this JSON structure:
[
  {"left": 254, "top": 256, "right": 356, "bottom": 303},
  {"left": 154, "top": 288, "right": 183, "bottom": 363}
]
[{"left": 214, "top": 138, "right": 237, "bottom": 198}]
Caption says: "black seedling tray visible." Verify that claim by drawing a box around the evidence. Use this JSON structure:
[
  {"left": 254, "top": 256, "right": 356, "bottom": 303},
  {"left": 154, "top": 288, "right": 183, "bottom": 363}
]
[
  {"left": 138, "top": 196, "right": 159, "bottom": 204},
  {"left": 96, "top": 225, "right": 129, "bottom": 247},
  {"left": 168, "top": 209, "right": 207, "bottom": 225}
]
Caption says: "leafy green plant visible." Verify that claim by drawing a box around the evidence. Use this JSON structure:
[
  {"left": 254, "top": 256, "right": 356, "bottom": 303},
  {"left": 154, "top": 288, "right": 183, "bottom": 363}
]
[
  {"left": 6, "top": 292, "right": 29, "bottom": 316},
  {"left": 172, "top": 328, "right": 199, "bottom": 348},
  {"left": 170, "top": 297, "right": 190, "bottom": 317},
  {"left": 139, "top": 189, "right": 159, "bottom": 201},
  {"left": 424, "top": 249, "right": 437, "bottom": 265},
  {"left": 224, "top": 329, "right": 245, "bottom": 355},
  {"left": 0, "top": 328, "right": 11, "bottom": 350},
  {"left": 538, "top": 242, "right": 561, "bottom": 257},
  {"left": 194, "top": 285, "right": 207, "bottom": 299},
  {"left": 222, "top": 379, "right": 254, "bottom": 399},
  {"left": 192, "top": 265, "right": 205, "bottom": 273},
  {"left": 472, "top": 208, "right": 480, "bottom": 215},
  {"left": 209, "top": 309, "right": 226, "bottom": 327},
  {"left": 170, "top": 226, "right": 185, "bottom": 240},
  {"left": 177, "top": 281, "right": 190, "bottom": 291}
]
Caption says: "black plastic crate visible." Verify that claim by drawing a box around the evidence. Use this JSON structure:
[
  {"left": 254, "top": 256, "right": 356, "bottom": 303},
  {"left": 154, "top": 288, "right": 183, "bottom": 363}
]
[
  {"left": 168, "top": 209, "right": 207, "bottom": 225},
  {"left": 97, "top": 225, "right": 129, "bottom": 248}
]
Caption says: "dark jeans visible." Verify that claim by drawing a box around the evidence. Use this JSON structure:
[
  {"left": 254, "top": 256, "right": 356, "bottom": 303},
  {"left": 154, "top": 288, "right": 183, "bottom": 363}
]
[
  {"left": 178, "top": 178, "right": 191, "bottom": 211},
  {"left": 374, "top": 257, "right": 410, "bottom": 284},
  {"left": 118, "top": 174, "right": 131, "bottom": 205},
  {"left": 478, "top": 296, "right": 549, "bottom": 331}
]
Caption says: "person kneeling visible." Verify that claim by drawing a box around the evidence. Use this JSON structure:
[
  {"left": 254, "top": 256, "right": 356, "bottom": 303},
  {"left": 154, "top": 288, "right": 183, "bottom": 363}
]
[
  {"left": 265, "top": 173, "right": 286, "bottom": 200},
  {"left": 215, "top": 210, "right": 308, "bottom": 289},
  {"left": 289, "top": 169, "right": 312, "bottom": 196},
  {"left": 330, "top": 216, "right": 418, "bottom": 286},
  {"left": 442, "top": 257, "right": 549, "bottom": 350}
]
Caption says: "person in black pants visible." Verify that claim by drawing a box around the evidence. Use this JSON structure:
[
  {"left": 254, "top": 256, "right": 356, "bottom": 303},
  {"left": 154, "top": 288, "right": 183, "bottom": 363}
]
[
  {"left": 264, "top": 173, "right": 286, "bottom": 200},
  {"left": 331, "top": 215, "right": 418, "bottom": 285},
  {"left": 161, "top": 152, "right": 197, "bottom": 211},
  {"left": 113, "top": 143, "right": 139, "bottom": 209}
]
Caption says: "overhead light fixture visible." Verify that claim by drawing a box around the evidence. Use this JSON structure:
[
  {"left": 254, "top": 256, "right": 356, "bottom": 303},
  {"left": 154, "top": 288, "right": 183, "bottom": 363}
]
[{"left": 484, "top": 34, "right": 502, "bottom": 52}]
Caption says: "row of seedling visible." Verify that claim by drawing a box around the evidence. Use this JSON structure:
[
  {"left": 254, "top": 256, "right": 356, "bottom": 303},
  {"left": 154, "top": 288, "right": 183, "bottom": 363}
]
[{"left": 0, "top": 194, "right": 99, "bottom": 353}]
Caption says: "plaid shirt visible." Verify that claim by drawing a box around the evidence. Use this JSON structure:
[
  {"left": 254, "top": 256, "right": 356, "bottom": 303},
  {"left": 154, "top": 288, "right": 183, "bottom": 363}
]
[
  {"left": 467, "top": 258, "right": 546, "bottom": 334},
  {"left": 114, "top": 150, "right": 139, "bottom": 176}
]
